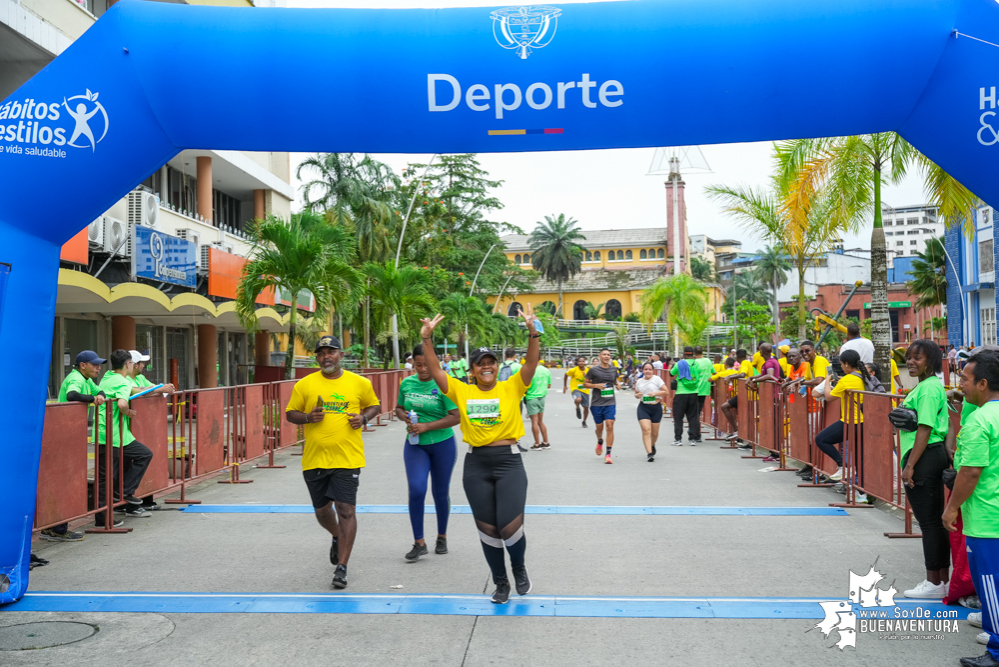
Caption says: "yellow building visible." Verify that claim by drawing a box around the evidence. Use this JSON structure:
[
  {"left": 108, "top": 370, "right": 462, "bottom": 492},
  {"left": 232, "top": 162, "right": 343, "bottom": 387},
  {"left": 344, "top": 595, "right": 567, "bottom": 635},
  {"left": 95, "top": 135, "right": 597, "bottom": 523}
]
[{"left": 491, "top": 229, "right": 724, "bottom": 320}]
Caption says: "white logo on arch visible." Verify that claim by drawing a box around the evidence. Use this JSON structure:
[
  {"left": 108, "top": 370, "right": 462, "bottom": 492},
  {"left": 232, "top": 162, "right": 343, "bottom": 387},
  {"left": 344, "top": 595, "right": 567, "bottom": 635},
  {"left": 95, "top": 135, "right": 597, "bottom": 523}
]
[
  {"left": 491, "top": 6, "right": 561, "bottom": 59},
  {"left": 62, "top": 89, "right": 109, "bottom": 151}
]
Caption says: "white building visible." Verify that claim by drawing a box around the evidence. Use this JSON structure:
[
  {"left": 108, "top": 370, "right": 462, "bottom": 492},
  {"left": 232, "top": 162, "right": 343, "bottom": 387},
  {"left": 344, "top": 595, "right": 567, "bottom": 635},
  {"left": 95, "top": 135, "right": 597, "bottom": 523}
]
[
  {"left": 882, "top": 204, "right": 942, "bottom": 267},
  {"left": 774, "top": 251, "right": 872, "bottom": 303}
]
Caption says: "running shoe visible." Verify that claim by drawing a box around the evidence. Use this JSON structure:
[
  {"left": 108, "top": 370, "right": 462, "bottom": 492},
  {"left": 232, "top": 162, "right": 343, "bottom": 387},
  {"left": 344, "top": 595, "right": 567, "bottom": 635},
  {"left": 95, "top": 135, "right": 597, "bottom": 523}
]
[
  {"left": 123, "top": 495, "right": 143, "bottom": 506},
  {"left": 737, "top": 443, "right": 752, "bottom": 451},
  {"left": 978, "top": 632, "right": 990, "bottom": 645},
  {"left": 142, "top": 500, "right": 160, "bottom": 511},
  {"left": 435, "top": 537, "right": 448, "bottom": 555},
  {"left": 689, "top": 440, "right": 699, "bottom": 447},
  {"left": 332, "top": 564, "right": 348, "bottom": 589},
  {"left": 330, "top": 537, "right": 339, "bottom": 565},
  {"left": 581, "top": 420, "right": 588, "bottom": 428},
  {"left": 903, "top": 579, "right": 946, "bottom": 598},
  {"left": 491, "top": 582, "right": 511, "bottom": 604},
  {"left": 405, "top": 542, "right": 429, "bottom": 562},
  {"left": 576, "top": 405, "right": 582, "bottom": 420},
  {"left": 960, "top": 652, "right": 999, "bottom": 667},
  {"left": 595, "top": 440, "right": 603, "bottom": 456},
  {"left": 854, "top": 492, "right": 870, "bottom": 504},
  {"left": 122, "top": 506, "right": 150, "bottom": 517},
  {"left": 970, "top": 612, "right": 983, "bottom": 628},
  {"left": 605, "top": 455, "right": 613, "bottom": 464},
  {"left": 513, "top": 566, "right": 532, "bottom": 595},
  {"left": 672, "top": 440, "right": 683, "bottom": 446},
  {"left": 797, "top": 466, "right": 814, "bottom": 477},
  {"left": 762, "top": 455, "right": 778, "bottom": 462},
  {"left": 961, "top": 596, "right": 982, "bottom": 610},
  {"left": 40, "top": 528, "right": 84, "bottom": 542},
  {"left": 651, "top": 445, "right": 657, "bottom": 456},
  {"left": 530, "top": 443, "right": 544, "bottom": 450},
  {"left": 541, "top": 442, "right": 551, "bottom": 449},
  {"left": 827, "top": 467, "right": 844, "bottom": 482},
  {"left": 647, "top": 453, "right": 655, "bottom": 463}
]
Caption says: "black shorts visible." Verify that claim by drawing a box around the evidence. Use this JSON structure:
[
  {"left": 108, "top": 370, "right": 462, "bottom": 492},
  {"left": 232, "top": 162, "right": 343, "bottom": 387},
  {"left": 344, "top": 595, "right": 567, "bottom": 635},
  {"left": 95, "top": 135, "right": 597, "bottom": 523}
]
[
  {"left": 303, "top": 468, "right": 360, "bottom": 507},
  {"left": 725, "top": 396, "right": 738, "bottom": 408},
  {"left": 636, "top": 402, "right": 663, "bottom": 423}
]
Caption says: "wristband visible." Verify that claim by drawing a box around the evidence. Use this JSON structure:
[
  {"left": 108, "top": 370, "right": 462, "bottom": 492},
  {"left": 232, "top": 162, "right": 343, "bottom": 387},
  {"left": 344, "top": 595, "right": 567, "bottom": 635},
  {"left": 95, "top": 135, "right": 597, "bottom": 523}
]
[
  {"left": 362, "top": 415, "right": 369, "bottom": 425},
  {"left": 529, "top": 333, "right": 541, "bottom": 338}
]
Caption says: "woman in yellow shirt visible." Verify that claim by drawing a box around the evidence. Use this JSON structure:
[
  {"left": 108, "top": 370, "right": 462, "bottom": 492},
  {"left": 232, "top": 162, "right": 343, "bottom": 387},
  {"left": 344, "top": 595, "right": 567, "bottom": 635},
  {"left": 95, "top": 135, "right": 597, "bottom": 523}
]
[
  {"left": 419, "top": 305, "right": 540, "bottom": 605},
  {"left": 813, "top": 349, "right": 869, "bottom": 482}
]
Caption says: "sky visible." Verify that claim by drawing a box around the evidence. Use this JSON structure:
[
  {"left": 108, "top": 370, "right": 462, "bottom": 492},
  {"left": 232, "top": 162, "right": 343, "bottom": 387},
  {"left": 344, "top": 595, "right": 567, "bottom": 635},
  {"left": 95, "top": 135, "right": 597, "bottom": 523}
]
[{"left": 285, "top": 0, "right": 930, "bottom": 254}]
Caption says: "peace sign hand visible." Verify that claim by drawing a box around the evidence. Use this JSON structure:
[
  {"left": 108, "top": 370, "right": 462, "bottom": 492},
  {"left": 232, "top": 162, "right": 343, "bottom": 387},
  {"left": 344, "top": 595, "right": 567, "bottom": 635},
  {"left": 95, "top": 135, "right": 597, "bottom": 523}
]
[
  {"left": 517, "top": 303, "right": 538, "bottom": 335},
  {"left": 420, "top": 314, "right": 445, "bottom": 339}
]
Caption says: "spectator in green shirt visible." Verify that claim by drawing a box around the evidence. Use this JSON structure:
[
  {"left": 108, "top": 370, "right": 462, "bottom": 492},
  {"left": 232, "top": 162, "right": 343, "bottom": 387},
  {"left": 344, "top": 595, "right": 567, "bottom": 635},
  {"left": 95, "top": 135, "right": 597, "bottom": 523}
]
[
  {"left": 944, "top": 352, "right": 999, "bottom": 667},
  {"left": 43, "top": 350, "right": 109, "bottom": 541},
  {"left": 95, "top": 349, "right": 155, "bottom": 525},
  {"left": 691, "top": 346, "right": 716, "bottom": 414},
  {"left": 128, "top": 351, "right": 175, "bottom": 393},
  {"left": 670, "top": 346, "right": 702, "bottom": 445},
  {"left": 451, "top": 353, "right": 469, "bottom": 384},
  {"left": 525, "top": 364, "right": 551, "bottom": 450}
]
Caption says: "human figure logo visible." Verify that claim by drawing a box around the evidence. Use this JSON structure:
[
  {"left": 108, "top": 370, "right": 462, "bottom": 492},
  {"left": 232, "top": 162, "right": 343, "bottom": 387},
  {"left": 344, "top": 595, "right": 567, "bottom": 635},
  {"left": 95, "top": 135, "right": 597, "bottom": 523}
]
[
  {"left": 811, "top": 558, "right": 958, "bottom": 650},
  {"left": 63, "top": 89, "right": 108, "bottom": 151},
  {"left": 491, "top": 6, "right": 561, "bottom": 59}
]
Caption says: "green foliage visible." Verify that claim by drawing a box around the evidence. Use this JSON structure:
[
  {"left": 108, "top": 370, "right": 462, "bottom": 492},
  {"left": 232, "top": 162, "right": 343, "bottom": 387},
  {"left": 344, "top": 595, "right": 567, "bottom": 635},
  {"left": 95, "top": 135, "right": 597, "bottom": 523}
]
[
  {"left": 622, "top": 312, "right": 641, "bottom": 323},
  {"left": 734, "top": 302, "right": 775, "bottom": 344},
  {"left": 582, "top": 301, "right": 606, "bottom": 320},
  {"left": 535, "top": 311, "right": 561, "bottom": 350},
  {"left": 528, "top": 213, "right": 587, "bottom": 317},
  {"left": 690, "top": 256, "right": 715, "bottom": 282},
  {"left": 907, "top": 235, "right": 948, "bottom": 310}
]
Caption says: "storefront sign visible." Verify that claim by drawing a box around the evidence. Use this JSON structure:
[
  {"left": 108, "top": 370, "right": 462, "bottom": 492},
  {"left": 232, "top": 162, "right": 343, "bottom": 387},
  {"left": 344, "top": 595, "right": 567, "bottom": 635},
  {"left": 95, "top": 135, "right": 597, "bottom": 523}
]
[
  {"left": 863, "top": 301, "right": 911, "bottom": 309},
  {"left": 206, "top": 247, "right": 274, "bottom": 305},
  {"left": 131, "top": 226, "right": 196, "bottom": 287}
]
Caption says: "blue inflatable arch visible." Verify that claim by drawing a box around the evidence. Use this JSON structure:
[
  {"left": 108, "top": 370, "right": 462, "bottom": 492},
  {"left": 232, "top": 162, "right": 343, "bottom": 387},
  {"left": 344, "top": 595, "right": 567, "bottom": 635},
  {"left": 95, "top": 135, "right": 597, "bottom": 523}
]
[{"left": 1, "top": 0, "right": 997, "bottom": 601}]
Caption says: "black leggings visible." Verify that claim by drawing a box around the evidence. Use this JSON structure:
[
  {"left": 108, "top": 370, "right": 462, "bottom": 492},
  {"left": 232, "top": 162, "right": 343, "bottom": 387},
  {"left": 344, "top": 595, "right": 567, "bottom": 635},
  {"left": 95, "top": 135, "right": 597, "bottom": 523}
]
[
  {"left": 672, "top": 393, "right": 701, "bottom": 441},
  {"left": 902, "top": 445, "right": 951, "bottom": 571},
  {"left": 463, "top": 445, "right": 528, "bottom": 584},
  {"left": 815, "top": 420, "right": 846, "bottom": 467}
]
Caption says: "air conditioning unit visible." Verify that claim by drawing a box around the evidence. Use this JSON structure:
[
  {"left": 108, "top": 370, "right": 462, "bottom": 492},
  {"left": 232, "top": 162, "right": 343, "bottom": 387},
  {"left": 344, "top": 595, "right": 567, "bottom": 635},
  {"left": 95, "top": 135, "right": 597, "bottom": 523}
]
[
  {"left": 127, "top": 190, "right": 160, "bottom": 229},
  {"left": 87, "top": 217, "right": 105, "bottom": 248},
  {"left": 102, "top": 216, "right": 130, "bottom": 257},
  {"left": 176, "top": 229, "right": 201, "bottom": 268},
  {"left": 200, "top": 242, "right": 225, "bottom": 271}
]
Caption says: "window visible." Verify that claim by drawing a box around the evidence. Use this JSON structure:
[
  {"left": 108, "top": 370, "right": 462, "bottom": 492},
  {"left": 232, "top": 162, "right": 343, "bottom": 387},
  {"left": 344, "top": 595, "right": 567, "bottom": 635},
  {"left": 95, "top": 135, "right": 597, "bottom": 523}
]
[
  {"left": 625, "top": 250, "right": 633, "bottom": 260},
  {"left": 657, "top": 248, "right": 664, "bottom": 259},
  {"left": 514, "top": 254, "right": 521, "bottom": 264},
  {"left": 522, "top": 253, "right": 530, "bottom": 264},
  {"left": 907, "top": 218, "right": 919, "bottom": 225},
  {"left": 507, "top": 302, "right": 523, "bottom": 317},
  {"left": 846, "top": 310, "right": 859, "bottom": 320},
  {"left": 984, "top": 308, "right": 997, "bottom": 346},
  {"left": 907, "top": 230, "right": 918, "bottom": 235},
  {"left": 573, "top": 300, "right": 588, "bottom": 320},
  {"left": 594, "top": 251, "right": 601, "bottom": 261},
  {"left": 910, "top": 240, "right": 918, "bottom": 245},
  {"left": 585, "top": 251, "right": 592, "bottom": 261},
  {"left": 896, "top": 241, "right": 904, "bottom": 246},
  {"left": 606, "top": 299, "right": 622, "bottom": 320},
  {"left": 885, "top": 232, "right": 892, "bottom": 236},
  {"left": 640, "top": 249, "right": 647, "bottom": 260},
  {"left": 981, "top": 239, "right": 995, "bottom": 273},
  {"left": 884, "top": 219, "right": 893, "bottom": 226}
]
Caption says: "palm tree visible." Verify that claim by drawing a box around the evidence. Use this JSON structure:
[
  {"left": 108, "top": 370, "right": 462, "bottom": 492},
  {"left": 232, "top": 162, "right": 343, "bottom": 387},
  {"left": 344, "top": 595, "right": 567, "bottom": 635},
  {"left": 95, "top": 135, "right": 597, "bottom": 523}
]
[
  {"left": 438, "top": 293, "right": 491, "bottom": 352},
  {"left": 677, "top": 308, "right": 711, "bottom": 347},
  {"left": 528, "top": 214, "right": 586, "bottom": 318},
  {"left": 486, "top": 311, "right": 522, "bottom": 348},
  {"left": 639, "top": 274, "right": 707, "bottom": 355},
  {"left": 708, "top": 180, "right": 848, "bottom": 341},
  {"left": 690, "top": 256, "right": 715, "bottom": 282},
  {"left": 582, "top": 301, "right": 606, "bottom": 320},
  {"left": 611, "top": 322, "right": 629, "bottom": 358},
  {"left": 907, "top": 235, "right": 948, "bottom": 310},
  {"left": 236, "top": 214, "right": 362, "bottom": 379},
  {"left": 728, "top": 269, "right": 771, "bottom": 308},
  {"left": 774, "top": 135, "right": 977, "bottom": 372},
  {"left": 754, "top": 245, "right": 791, "bottom": 340},
  {"left": 363, "top": 262, "right": 436, "bottom": 357}
]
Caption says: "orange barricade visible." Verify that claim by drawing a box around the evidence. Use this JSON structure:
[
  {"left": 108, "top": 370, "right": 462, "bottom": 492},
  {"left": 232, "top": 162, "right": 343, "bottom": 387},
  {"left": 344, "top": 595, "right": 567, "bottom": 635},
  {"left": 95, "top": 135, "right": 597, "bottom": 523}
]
[{"left": 35, "top": 402, "right": 91, "bottom": 531}]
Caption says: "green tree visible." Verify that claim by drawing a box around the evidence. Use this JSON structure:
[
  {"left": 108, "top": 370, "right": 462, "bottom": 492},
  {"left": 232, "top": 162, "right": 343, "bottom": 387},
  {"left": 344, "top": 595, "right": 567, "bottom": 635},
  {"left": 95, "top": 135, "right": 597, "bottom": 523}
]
[
  {"left": 690, "top": 255, "right": 716, "bottom": 282},
  {"left": 754, "top": 245, "right": 791, "bottom": 338},
  {"left": 528, "top": 214, "right": 587, "bottom": 318},
  {"left": 363, "top": 262, "right": 436, "bottom": 364},
  {"left": 677, "top": 309, "right": 711, "bottom": 347},
  {"left": 438, "top": 293, "right": 491, "bottom": 352},
  {"left": 723, "top": 269, "right": 771, "bottom": 312},
  {"left": 734, "top": 303, "right": 775, "bottom": 345},
  {"left": 582, "top": 301, "right": 606, "bottom": 320},
  {"left": 236, "top": 213, "right": 362, "bottom": 379},
  {"left": 639, "top": 274, "right": 707, "bottom": 355},
  {"left": 907, "top": 235, "right": 948, "bottom": 310},
  {"left": 774, "top": 135, "right": 977, "bottom": 374},
  {"left": 611, "top": 322, "right": 629, "bottom": 358}
]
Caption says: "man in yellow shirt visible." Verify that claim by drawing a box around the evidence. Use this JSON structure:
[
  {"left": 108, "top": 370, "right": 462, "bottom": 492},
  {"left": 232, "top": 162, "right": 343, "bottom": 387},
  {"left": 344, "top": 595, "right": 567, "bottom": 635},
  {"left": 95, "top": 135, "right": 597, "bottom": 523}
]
[
  {"left": 712, "top": 353, "right": 725, "bottom": 376},
  {"left": 286, "top": 336, "right": 380, "bottom": 590},
  {"left": 777, "top": 345, "right": 791, "bottom": 378},
  {"left": 563, "top": 356, "right": 591, "bottom": 427}
]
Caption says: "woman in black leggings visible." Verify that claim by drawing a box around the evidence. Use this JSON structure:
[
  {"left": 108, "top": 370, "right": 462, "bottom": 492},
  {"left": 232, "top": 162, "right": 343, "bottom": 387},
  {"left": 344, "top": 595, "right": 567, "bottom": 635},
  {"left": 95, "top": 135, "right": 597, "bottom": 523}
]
[{"left": 419, "top": 305, "right": 540, "bottom": 604}]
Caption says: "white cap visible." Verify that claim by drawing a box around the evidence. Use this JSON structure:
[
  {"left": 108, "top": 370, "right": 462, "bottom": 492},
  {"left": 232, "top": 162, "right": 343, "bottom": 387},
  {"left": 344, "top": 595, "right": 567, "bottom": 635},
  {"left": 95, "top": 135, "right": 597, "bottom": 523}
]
[{"left": 129, "top": 350, "right": 150, "bottom": 363}]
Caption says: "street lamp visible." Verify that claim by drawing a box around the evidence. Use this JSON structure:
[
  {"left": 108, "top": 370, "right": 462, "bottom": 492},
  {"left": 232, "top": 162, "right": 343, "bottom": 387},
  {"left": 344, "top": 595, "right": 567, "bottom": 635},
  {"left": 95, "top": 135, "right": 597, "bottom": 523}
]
[
  {"left": 390, "top": 154, "right": 438, "bottom": 368},
  {"left": 466, "top": 243, "right": 499, "bottom": 361}
]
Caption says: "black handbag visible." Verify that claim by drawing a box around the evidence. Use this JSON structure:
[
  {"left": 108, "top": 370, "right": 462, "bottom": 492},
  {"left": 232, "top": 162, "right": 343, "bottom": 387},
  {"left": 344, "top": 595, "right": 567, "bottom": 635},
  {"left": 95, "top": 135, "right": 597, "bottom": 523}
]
[
  {"left": 888, "top": 406, "right": 919, "bottom": 431},
  {"left": 942, "top": 467, "right": 957, "bottom": 490}
]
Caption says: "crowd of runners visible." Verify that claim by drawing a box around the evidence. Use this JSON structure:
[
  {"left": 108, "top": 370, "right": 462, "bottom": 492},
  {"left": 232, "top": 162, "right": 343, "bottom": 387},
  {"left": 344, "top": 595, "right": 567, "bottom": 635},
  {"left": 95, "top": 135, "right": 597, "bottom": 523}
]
[{"left": 281, "top": 310, "right": 999, "bottom": 667}]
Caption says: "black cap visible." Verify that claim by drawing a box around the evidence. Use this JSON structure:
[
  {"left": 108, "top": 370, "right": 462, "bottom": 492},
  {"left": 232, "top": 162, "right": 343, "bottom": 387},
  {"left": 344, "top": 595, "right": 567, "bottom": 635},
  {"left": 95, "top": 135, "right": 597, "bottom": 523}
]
[
  {"left": 314, "top": 335, "right": 342, "bottom": 353},
  {"left": 469, "top": 347, "right": 497, "bottom": 365},
  {"left": 76, "top": 350, "right": 106, "bottom": 365}
]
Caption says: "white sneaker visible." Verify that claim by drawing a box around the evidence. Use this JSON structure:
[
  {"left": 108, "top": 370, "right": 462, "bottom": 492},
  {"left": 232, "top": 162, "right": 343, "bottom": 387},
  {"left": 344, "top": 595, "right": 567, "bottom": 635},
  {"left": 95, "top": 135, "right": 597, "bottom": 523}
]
[
  {"left": 903, "top": 580, "right": 947, "bottom": 599},
  {"left": 672, "top": 440, "right": 683, "bottom": 446},
  {"left": 854, "top": 492, "right": 869, "bottom": 504},
  {"left": 978, "top": 631, "right": 989, "bottom": 645},
  {"left": 970, "top": 612, "right": 983, "bottom": 628},
  {"left": 828, "top": 467, "right": 843, "bottom": 482}
]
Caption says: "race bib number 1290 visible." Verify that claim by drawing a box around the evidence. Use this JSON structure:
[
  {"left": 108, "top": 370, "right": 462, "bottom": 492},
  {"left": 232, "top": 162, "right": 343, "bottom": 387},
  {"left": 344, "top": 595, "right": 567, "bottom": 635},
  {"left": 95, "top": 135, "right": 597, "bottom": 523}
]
[{"left": 466, "top": 399, "right": 500, "bottom": 419}]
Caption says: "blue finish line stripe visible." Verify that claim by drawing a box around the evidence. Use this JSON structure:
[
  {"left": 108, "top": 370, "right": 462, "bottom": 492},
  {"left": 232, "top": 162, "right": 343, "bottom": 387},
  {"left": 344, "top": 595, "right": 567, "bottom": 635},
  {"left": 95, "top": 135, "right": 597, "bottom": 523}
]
[
  {"left": 182, "top": 505, "right": 848, "bottom": 516},
  {"left": 4, "top": 593, "right": 959, "bottom": 619}
]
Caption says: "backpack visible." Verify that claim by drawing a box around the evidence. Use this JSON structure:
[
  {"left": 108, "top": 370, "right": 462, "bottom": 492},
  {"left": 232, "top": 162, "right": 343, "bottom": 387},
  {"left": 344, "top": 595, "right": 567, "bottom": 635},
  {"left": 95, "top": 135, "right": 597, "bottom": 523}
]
[{"left": 497, "top": 361, "right": 516, "bottom": 382}]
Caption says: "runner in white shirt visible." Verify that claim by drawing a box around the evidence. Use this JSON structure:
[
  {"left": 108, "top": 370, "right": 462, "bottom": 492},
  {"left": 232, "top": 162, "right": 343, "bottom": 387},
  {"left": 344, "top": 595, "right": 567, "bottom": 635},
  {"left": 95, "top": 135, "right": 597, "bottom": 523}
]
[
  {"left": 839, "top": 322, "right": 875, "bottom": 364},
  {"left": 633, "top": 362, "right": 669, "bottom": 462}
]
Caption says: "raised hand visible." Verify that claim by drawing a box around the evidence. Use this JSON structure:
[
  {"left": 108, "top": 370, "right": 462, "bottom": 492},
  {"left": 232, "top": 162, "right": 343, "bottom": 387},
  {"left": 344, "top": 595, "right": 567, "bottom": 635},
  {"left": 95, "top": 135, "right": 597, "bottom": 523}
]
[
  {"left": 420, "top": 314, "right": 445, "bottom": 339},
  {"left": 517, "top": 302, "right": 538, "bottom": 334}
]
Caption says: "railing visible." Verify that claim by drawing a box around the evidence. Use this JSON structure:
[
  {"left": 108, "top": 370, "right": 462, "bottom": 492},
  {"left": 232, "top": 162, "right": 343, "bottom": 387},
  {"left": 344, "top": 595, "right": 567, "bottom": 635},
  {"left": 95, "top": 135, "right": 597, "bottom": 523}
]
[{"left": 33, "top": 369, "right": 413, "bottom": 534}]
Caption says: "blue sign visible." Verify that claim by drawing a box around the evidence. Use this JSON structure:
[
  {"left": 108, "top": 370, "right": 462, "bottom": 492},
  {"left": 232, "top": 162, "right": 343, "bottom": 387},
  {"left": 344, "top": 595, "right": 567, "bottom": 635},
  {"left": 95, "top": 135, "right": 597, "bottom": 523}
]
[{"left": 131, "top": 225, "right": 196, "bottom": 288}]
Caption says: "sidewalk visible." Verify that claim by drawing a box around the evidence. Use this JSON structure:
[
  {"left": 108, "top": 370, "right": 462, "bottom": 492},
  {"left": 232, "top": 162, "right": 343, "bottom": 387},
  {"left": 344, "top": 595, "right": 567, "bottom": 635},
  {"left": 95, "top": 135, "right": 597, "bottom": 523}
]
[{"left": 3, "top": 371, "right": 981, "bottom": 666}]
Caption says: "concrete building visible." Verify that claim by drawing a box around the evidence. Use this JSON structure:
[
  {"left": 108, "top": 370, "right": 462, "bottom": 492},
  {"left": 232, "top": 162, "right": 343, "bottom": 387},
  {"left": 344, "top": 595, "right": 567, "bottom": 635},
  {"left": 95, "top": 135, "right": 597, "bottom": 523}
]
[
  {"left": 1, "top": 0, "right": 300, "bottom": 396},
  {"left": 689, "top": 235, "right": 741, "bottom": 271},
  {"left": 882, "top": 204, "right": 943, "bottom": 267},
  {"left": 773, "top": 251, "right": 872, "bottom": 303},
  {"left": 946, "top": 203, "right": 998, "bottom": 347},
  {"left": 495, "top": 228, "right": 725, "bottom": 321}
]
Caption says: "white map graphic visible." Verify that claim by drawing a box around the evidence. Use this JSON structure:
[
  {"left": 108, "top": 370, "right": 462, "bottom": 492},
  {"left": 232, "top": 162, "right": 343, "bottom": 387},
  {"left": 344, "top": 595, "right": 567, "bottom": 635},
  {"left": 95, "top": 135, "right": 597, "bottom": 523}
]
[{"left": 813, "top": 560, "right": 897, "bottom": 651}]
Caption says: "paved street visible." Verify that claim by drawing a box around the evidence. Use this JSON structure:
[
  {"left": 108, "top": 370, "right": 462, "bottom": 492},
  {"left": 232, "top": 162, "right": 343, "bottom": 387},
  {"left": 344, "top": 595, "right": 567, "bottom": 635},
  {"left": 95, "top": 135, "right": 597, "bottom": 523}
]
[{"left": 4, "top": 370, "right": 981, "bottom": 666}]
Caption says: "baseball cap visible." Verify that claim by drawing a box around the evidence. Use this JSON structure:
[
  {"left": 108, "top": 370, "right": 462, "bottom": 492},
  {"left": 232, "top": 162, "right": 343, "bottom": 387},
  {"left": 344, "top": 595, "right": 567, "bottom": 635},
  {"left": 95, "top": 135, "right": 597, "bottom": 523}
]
[
  {"left": 778, "top": 345, "right": 790, "bottom": 354},
  {"left": 469, "top": 347, "right": 497, "bottom": 365},
  {"left": 129, "top": 350, "right": 150, "bottom": 363},
  {"left": 75, "top": 350, "right": 106, "bottom": 365},
  {"left": 315, "top": 335, "right": 342, "bottom": 352}
]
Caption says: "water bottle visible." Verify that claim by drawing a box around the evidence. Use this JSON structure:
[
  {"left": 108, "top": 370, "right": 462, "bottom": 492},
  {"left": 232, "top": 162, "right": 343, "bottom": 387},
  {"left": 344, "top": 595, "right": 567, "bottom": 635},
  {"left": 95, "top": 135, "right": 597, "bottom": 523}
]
[
  {"left": 408, "top": 410, "right": 420, "bottom": 445},
  {"left": 533, "top": 317, "right": 544, "bottom": 334}
]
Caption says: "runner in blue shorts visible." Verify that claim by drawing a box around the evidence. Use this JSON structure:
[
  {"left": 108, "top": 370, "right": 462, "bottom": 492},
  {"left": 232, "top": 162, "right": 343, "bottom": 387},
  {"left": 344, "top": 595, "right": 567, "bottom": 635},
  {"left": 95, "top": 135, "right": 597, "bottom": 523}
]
[{"left": 583, "top": 348, "right": 620, "bottom": 464}]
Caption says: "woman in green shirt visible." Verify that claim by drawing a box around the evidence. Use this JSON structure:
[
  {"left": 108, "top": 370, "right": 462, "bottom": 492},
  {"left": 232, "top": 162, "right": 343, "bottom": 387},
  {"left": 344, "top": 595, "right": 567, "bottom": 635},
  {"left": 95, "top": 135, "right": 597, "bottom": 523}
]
[
  {"left": 394, "top": 344, "right": 461, "bottom": 562},
  {"left": 897, "top": 339, "right": 952, "bottom": 599}
]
